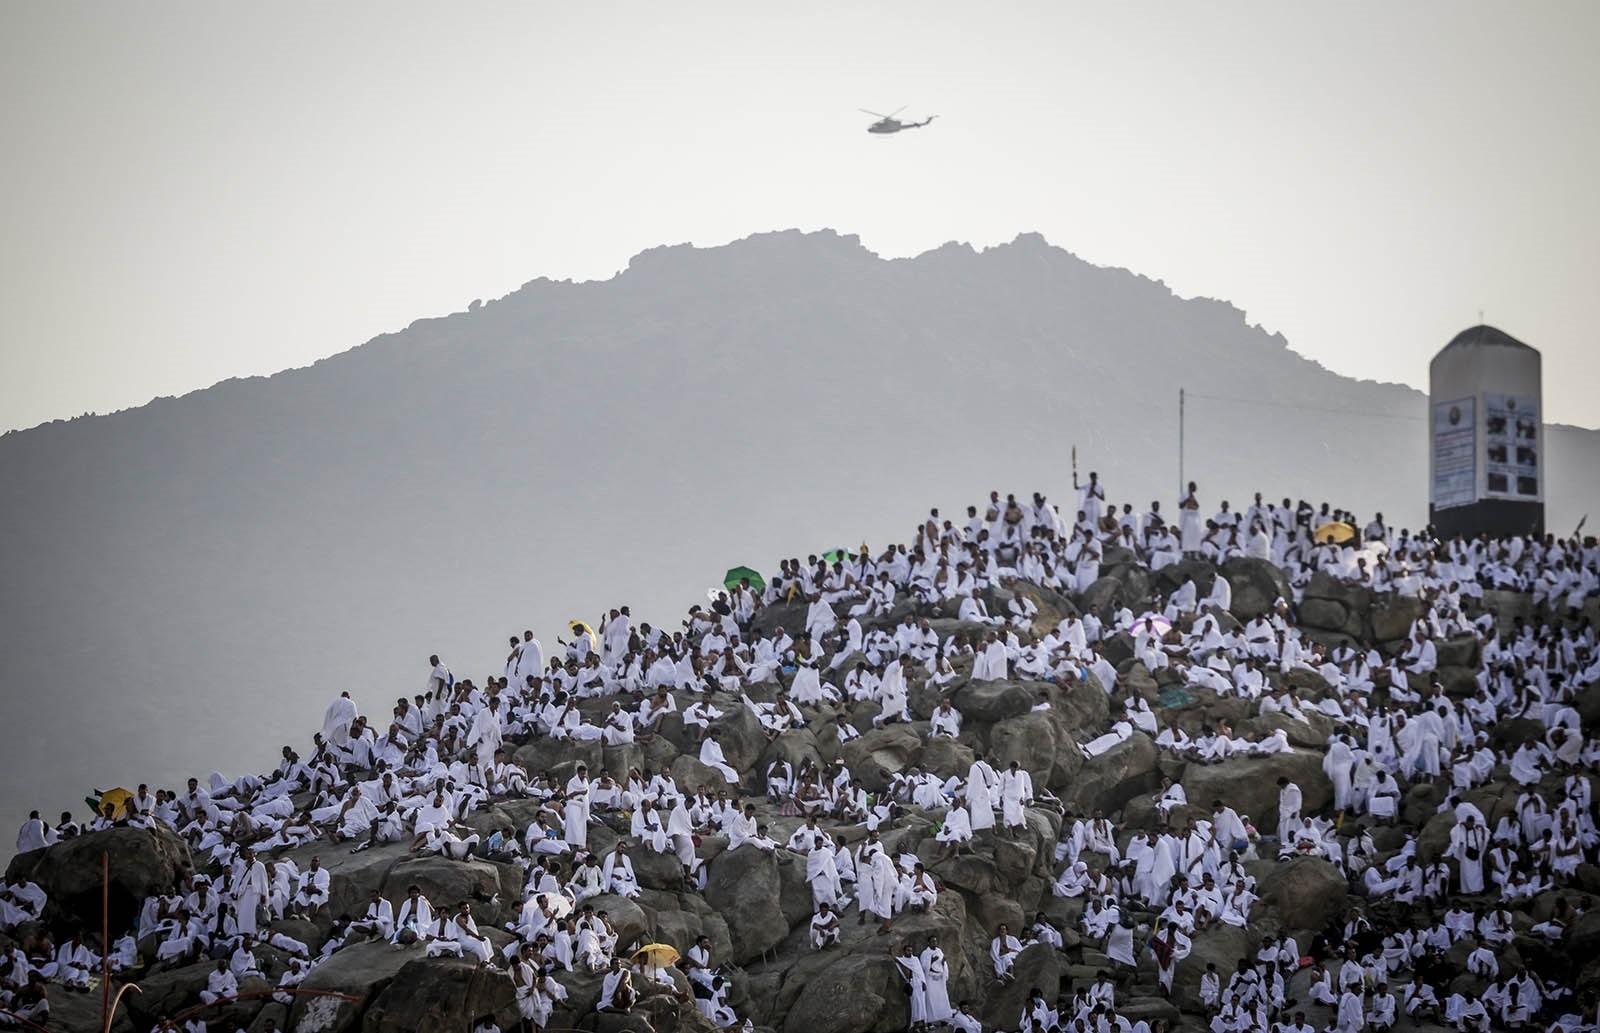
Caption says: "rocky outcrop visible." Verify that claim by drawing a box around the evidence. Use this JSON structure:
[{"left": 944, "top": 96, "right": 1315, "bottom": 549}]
[
  {"left": 1254, "top": 855, "right": 1349, "bottom": 934},
  {"left": 1063, "top": 732, "right": 1161, "bottom": 815},
  {"left": 1297, "top": 572, "right": 1369, "bottom": 646},
  {"left": 10, "top": 560, "right": 1583, "bottom": 1033},
  {"left": 362, "top": 956, "right": 516, "bottom": 1033},
  {"left": 704, "top": 845, "right": 789, "bottom": 964},
  {"left": 784, "top": 953, "right": 904, "bottom": 1033},
  {"left": 1180, "top": 750, "right": 1334, "bottom": 831},
  {"left": 289, "top": 940, "right": 409, "bottom": 1033},
  {"left": 1220, "top": 557, "right": 1292, "bottom": 621},
  {"left": 6, "top": 825, "right": 192, "bottom": 933}
]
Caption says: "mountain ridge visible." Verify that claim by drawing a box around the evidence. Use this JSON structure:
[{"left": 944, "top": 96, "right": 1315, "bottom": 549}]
[{"left": 4, "top": 230, "right": 1437, "bottom": 438}]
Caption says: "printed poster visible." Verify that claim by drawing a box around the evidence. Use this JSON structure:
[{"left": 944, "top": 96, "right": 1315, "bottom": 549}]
[
  {"left": 1431, "top": 397, "right": 1476, "bottom": 509},
  {"left": 1482, "top": 392, "right": 1540, "bottom": 499}
]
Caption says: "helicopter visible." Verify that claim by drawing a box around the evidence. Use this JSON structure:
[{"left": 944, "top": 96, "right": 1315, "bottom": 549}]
[{"left": 860, "top": 106, "right": 936, "bottom": 134}]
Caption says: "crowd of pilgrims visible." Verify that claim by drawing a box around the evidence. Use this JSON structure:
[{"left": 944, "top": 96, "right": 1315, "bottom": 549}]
[{"left": 5, "top": 477, "right": 1600, "bottom": 1033}]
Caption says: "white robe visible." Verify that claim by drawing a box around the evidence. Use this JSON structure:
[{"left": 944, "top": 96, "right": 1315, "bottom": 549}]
[
  {"left": 972, "top": 641, "right": 1009, "bottom": 681},
  {"left": 965, "top": 761, "right": 997, "bottom": 832},
  {"left": 563, "top": 775, "right": 591, "bottom": 850},
  {"left": 698, "top": 739, "right": 740, "bottom": 785},
  {"left": 896, "top": 954, "right": 929, "bottom": 1024},
  {"left": 806, "top": 848, "right": 841, "bottom": 907},
  {"left": 921, "top": 947, "right": 953, "bottom": 1022},
  {"left": 999, "top": 768, "right": 1033, "bottom": 828},
  {"left": 1448, "top": 822, "right": 1488, "bottom": 894}
]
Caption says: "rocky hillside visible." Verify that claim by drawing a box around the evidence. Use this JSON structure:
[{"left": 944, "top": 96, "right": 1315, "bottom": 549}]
[{"left": 7, "top": 537, "right": 1594, "bottom": 1033}]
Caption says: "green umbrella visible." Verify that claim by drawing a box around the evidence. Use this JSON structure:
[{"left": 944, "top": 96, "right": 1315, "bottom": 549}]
[
  {"left": 822, "top": 549, "right": 846, "bottom": 564},
  {"left": 723, "top": 566, "right": 765, "bottom": 593}
]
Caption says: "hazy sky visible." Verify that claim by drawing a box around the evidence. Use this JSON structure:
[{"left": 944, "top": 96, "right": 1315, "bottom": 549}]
[{"left": 2, "top": 2, "right": 1596, "bottom": 434}]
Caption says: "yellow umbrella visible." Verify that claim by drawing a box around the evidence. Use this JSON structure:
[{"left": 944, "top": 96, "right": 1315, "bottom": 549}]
[
  {"left": 631, "top": 943, "right": 681, "bottom": 968},
  {"left": 95, "top": 787, "right": 134, "bottom": 818},
  {"left": 1313, "top": 521, "right": 1356, "bottom": 545}
]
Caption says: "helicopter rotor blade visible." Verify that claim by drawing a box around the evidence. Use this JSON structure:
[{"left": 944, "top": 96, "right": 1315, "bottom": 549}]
[
  {"left": 858, "top": 108, "right": 890, "bottom": 118},
  {"left": 888, "top": 106, "right": 907, "bottom": 118}
]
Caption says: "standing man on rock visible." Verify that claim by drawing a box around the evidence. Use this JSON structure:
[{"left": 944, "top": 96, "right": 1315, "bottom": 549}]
[
  {"left": 965, "top": 753, "right": 998, "bottom": 834},
  {"left": 563, "top": 765, "right": 592, "bottom": 852},
  {"left": 1076, "top": 470, "right": 1106, "bottom": 529},
  {"left": 999, "top": 761, "right": 1034, "bottom": 837},
  {"left": 1448, "top": 813, "right": 1489, "bottom": 894},
  {"left": 1179, "top": 482, "right": 1203, "bottom": 556},
  {"left": 1276, "top": 777, "right": 1303, "bottom": 847},
  {"left": 233, "top": 847, "right": 268, "bottom": 936},
  {"left": 920, "top": 934, "right": 953, "bottom": 1025},
  {"left": 426, "top": 655, "right": 452, "bottom": 696},
  {"left": 894, "top": 943, "right": 929, "bottom": 1029}
]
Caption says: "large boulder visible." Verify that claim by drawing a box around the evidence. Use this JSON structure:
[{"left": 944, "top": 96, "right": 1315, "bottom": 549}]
[
  {"left": 1063, "top": 732, "right": 1160, "bottom": 814},
  {"left": 841, "top": 725, "right": 924, "bottom": 792},
  {"left": 1172, "top": 923, "right": 1257, "bottom": 1011},
  {"left": 124, "top": 960, "right": 216, "bottom": 1028},
  {"left": 988, "top": 713, "right": 1058, "bottom": 790},
  {"left": 1370, "top": 595, "right": 1427, "bottom": 647},
  {"left": 952, "top": 681, "right": 1036, "bottom": 723},
  {"left": 1239, "top": 711, "right": 1332, "bottom": 750},
  {"left": 1099, "top": 631, "right": 1136, "bottom": 667},
  {"left": 671, "top": 753, "right": 740, "bottom": 795},
  {"left": 920, "top": 736, "right": 976, "bottom": 782},
  {"left": 1180, "top": 750, "right": 1334, "bottom": 832},
  {"left": 1052, "top": 676, "right": 1111, "bottom": 737},
  {"left": 1150, "top": 558, "right": 1217, "bottom": 600},
  {"left": 1117, "top": 663, "right": 1160, "bottom": 704},
  {"left": 590, "top": 893, "right": 649, "bottom": 951},
  {"left": 54, "top": 986, "right": 137, "bottom": 1033},
  {"left": 1489, "top": 717, "right": 1547, "bottom": 753},
  {"left": 1220, "top": 557, "right": 1292, "bottom": 621},
  {"left": 1119, "top": 997, "right": 1182, "bottom": 1028},
  {"left": 1436, "top": 634, "right": 1481, "bottom": 669},
  {"left": 279, "top": 841, "right": 409, "bottom": 924},
  {"left": 761, "top": 728, "right": 824, "bottom": 789},
  {"left": 784, "top": 952, "right": 903, "bottom": 1033},
  {"left": 1435, "top": 665, "right": 1481, "bottom": 698},
  {"left": 1254, "top": 855, "right": 1349, "bottom": 933},
  {"left": 7, "top": 825, "right": 192, "bottom": 933},
  {"left": 289, "top": 939, "right": 414, "bottom": 1033},
  {"left": 933, "top": 849, "right": 1003, "bottom": 898},
  {"left": 1079, "top": 575, "right": 1130, "bottom": 614},
  {"left": 361, "top": 956, "right": 517, "bottom": 1033},
  {"left": 713, "top": 701, "right": 769, "bottom": 773},
  {"left": 380, "top": 856, "right": 507, "bottom": 928},
  {"left": 1480, "top": 589, "right": 1534, "bottom": 635},
  {"left": 1299, "top": 572, "right": 1371, "bottom": 639},
  {"left": 649, "top": 892, "right": 733, "bottom": 964},
  {"left": 513, "top": 736, "right": 603, "bottom": 781},
  {"left": 602, "top": 742, "right": 647, "bottom": 780},
  {"left": 1008, "top": 580, "right": 1078, "bottom": 630},
  {"left": 752, "top": 600, "right": 809, "bottom": 638},
  {"left": 629, "top": 842, "right": 691, "bottom": 891},
  {"left": 703, "top": 845, "right": 788, "bottom": 964},
  {"left": 981, "top": 942, "right": 1064, "bottom": 1029},
  {"left": 1566, "top": 910, "right": 1600, "bottom": 965},
  {"left": 1299, "top": 597, "right": 1360, "bottom": 639}
]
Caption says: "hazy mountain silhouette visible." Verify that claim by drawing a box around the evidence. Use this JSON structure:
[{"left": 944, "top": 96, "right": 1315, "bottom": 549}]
[{"left": 4, "top": 229, "right": 1596, "bottom": 834}]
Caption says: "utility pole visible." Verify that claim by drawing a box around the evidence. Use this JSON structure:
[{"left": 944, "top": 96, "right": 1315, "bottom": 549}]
[{"left": 1178, "top": 387, "right": 1185, "bottom": 497}]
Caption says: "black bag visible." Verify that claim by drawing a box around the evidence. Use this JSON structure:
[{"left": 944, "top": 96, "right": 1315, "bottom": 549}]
[{"left": 1465, "top": 846, "right": 1480, "bottom": 861}]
